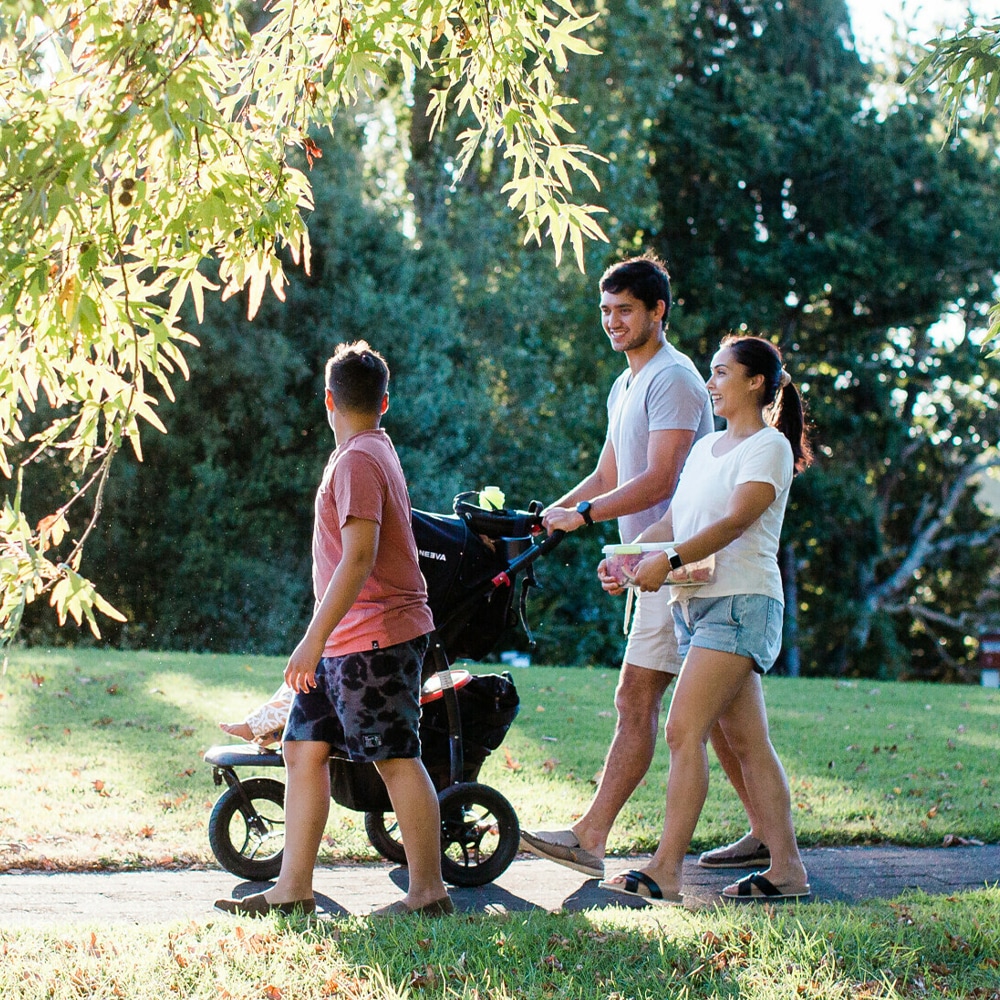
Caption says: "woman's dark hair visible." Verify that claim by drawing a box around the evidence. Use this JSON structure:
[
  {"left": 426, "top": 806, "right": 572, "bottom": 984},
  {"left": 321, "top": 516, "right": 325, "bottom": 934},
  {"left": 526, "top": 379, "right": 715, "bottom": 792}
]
[
  {"left": 599, "top": 253, "right": 672, "bottom": 324},
  {"left": 721, "top": 334, "right": 812, "bottom": 474},
  {"left": 325, "top": 340, "right": 389, "bottom": 414}
]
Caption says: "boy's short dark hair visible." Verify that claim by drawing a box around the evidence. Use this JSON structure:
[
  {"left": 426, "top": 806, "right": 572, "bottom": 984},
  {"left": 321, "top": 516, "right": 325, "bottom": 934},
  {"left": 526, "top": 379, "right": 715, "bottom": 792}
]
[
  {"left": 599, "top": 253, "right": 672, "bottom": 324},
  {"left": 325, "top": 341, "right": 390, "bottom": 414}
]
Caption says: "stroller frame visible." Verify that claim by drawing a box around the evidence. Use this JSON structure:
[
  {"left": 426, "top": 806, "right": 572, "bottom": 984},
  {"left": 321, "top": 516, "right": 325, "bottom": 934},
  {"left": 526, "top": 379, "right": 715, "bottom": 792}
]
[{"left": 203, "top": 495, "right": 564, "bottom": 888}]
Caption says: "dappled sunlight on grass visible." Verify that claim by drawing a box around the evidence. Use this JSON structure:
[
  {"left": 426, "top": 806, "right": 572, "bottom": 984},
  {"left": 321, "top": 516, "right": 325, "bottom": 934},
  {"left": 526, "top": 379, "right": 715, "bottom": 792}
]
[
  {"left": 2, "top": 651, "right": 999, "bottom": 872},
  {"left": 3, "top": 891, "right": 999, "bottom": 998}
]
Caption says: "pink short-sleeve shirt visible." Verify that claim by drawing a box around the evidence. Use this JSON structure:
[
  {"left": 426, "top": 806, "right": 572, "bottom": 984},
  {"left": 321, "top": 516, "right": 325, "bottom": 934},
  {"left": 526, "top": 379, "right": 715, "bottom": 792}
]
[{"left": 312, "top": 429, "right": 433, "bottom": 656}]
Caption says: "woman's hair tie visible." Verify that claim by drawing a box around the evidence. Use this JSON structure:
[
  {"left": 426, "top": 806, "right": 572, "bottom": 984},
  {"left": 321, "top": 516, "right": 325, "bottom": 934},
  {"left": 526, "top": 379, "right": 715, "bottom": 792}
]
[{"left": 779, "top": 368, "right": 791, "bottom": 388}]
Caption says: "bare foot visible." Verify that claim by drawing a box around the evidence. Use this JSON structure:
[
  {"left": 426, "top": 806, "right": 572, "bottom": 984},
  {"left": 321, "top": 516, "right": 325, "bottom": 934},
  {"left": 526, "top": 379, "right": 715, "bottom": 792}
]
[{"left": 219, "top": 721, "right": 254, "bottom": 741}]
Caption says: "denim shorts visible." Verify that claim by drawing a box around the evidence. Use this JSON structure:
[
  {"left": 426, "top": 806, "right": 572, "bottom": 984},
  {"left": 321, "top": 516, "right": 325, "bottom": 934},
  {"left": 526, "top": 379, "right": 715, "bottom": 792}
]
[
  {"left": 283, "top": 634, "right": 428, "bottom": 762},
  {"left": 671, "top": 594, "right": 783, "bottom": 674}
]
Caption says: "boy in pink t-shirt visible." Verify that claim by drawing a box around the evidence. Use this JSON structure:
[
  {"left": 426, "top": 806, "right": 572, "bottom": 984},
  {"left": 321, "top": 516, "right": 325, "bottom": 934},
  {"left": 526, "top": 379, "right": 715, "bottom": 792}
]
[{"left": 215, "top": 342, "right": 450, "bottom": 919}]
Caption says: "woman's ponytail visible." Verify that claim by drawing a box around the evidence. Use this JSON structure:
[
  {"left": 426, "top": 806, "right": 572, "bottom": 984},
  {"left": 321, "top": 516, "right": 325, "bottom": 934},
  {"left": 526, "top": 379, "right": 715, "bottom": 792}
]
[{"left": 720, "top": 334, "right": 813, "bottom": 474}]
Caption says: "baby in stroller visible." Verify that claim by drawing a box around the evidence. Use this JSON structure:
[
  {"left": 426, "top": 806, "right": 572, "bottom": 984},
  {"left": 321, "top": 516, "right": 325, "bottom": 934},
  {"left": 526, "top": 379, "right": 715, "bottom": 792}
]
[{"left": 220, "top": 686, "right": 291, "bottom": 747}]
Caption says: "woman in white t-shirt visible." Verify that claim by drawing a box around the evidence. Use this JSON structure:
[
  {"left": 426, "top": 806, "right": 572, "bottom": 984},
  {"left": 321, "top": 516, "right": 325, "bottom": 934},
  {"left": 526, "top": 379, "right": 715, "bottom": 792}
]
[{"left": 597, "top": 334, "right": 813, "bottom": 905}]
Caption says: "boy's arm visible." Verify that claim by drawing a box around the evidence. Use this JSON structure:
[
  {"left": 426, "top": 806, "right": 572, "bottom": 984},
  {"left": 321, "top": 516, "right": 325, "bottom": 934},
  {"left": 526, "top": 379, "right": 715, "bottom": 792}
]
[{"left": 285, "top": 515, "right": 379, "bottom": 693}]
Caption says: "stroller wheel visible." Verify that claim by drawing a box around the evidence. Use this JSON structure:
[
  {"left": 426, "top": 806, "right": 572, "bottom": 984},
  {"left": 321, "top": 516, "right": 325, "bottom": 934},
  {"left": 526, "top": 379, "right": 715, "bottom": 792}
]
[
  {"left": 364, "top": 811, "right": 408, "bottom": 866},
  {"left": 208, "top": 777, "right": 285, "bottom": 881},
  {"left": 438, "top": 782, "right": 519, "bottom": 887}
]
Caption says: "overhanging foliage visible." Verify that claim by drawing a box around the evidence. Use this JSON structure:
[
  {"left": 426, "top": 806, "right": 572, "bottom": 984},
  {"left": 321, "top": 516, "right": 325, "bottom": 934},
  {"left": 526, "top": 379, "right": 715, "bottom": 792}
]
[{"left": 0, "top": 0, "right": 607, "bottom": 647}]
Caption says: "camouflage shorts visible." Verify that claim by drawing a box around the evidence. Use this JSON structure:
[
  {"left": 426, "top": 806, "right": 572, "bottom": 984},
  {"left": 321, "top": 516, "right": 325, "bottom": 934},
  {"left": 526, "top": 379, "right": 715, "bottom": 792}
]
[{"left": 283, "top": 634, "right": 429, "bottom": 762}]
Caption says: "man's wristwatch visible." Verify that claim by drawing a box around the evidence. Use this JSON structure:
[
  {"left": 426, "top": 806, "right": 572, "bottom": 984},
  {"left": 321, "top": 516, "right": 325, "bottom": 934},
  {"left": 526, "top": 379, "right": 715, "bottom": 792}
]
[
  {"left": 575, "top": 500, "right": 594, "bottom": 527},
  {"left": 666, "top": 546, "right": 683, "bottom": 570}
]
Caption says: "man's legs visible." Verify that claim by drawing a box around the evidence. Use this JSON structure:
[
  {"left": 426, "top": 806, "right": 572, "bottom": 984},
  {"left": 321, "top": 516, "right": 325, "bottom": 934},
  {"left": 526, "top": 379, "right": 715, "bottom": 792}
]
[
  {"left": 562, "top": 665, "right": 763, "bottom": 859},
  {"left": 570, "top": 660, "right": 671, "bottom": 858},
  {"left": 375, "top": 756, "right": 450, "bottom": 911}
]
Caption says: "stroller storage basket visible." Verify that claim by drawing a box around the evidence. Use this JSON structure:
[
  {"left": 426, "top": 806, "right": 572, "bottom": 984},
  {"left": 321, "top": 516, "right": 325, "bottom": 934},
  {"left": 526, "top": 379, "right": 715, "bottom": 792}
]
[{"left": 327, "top": 672, "right": 520, "bottom": 813}]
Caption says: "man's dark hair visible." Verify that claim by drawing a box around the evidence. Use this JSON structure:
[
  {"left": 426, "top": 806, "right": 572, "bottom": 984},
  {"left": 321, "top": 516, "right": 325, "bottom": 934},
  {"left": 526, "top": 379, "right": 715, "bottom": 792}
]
[
  {"left": 325, "top": 341, "right": 390, "bottom": 414},
  {"left": 599, "top": 253, "right": 672, "bottom": 324}
]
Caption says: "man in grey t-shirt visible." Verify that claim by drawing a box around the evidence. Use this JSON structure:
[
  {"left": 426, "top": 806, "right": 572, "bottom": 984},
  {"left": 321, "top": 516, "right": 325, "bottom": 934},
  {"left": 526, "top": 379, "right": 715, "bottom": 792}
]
[{"left": 521, "top": 254, "right": 769, "bottom": 882}]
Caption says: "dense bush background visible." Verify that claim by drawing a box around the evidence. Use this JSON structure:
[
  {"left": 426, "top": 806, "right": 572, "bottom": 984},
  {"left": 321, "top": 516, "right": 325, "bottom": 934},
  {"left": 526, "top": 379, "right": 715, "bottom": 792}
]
[{"left": 18, "top": 0, "right": 1000, "bottom": 680}]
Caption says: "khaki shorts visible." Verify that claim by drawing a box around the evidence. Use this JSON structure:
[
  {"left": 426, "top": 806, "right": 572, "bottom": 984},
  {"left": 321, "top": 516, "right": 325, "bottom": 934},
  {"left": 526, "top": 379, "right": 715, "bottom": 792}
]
[{"left": 622, "top": 588, "right": 684, "bottom": 674}]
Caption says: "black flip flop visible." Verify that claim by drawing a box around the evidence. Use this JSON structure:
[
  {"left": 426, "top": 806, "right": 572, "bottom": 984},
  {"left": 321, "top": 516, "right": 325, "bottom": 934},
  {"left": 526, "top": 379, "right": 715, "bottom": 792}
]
[
  {"left": 598, "top": 869, "right": 684, "bottom": 904},
  {"left": 723, "top": 873, "right": 811, "bottom": 901}
]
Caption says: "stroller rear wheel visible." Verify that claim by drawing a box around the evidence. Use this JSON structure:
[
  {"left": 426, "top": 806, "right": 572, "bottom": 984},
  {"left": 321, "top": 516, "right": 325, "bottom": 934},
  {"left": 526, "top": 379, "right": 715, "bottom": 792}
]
[
  {"left": 438, "top": 782, "right": 519, "bottom": 887},
  {"left": 208, "top": 777, "right": 285, "bottom": 882},
  {"left": 364, "top": 810, "right": 408, "bottom": 866}
]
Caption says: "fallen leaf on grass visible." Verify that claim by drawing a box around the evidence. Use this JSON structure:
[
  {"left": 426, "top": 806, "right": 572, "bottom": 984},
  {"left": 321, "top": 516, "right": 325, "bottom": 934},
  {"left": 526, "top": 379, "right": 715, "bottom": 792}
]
[
  {"left": 409, "top": 966, "right": 437, "bottom": 988},
  {"left": 541, "top": 758, "right": 559, "bottom": 773},
  {"left": 942, "top": 834, "right": 984, "bottom": 847},
  {"left": 503, "top": 748, "right": 522, "bottom": 772}
]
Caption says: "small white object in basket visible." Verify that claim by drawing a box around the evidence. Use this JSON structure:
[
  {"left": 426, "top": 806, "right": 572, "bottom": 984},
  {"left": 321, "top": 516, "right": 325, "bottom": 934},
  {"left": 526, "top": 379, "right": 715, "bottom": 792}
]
[{"left": 602, "top": 543, "right": 715, "bottom": 587}]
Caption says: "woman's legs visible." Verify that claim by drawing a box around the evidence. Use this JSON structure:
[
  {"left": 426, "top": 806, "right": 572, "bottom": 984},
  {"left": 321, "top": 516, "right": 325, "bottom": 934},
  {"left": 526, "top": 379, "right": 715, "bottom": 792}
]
[
  {"left": 716, "top": 673, "right": 808, "bottom": 891},
  {"left": 604, "top": 646, "right": 754, "bottom": 897}
]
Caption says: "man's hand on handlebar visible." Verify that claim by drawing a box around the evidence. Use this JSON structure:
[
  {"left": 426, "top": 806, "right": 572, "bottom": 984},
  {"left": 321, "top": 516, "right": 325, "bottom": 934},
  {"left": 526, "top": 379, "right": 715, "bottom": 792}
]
[{"left": 542, "top": 505, "right": 585, "bottom": 534}]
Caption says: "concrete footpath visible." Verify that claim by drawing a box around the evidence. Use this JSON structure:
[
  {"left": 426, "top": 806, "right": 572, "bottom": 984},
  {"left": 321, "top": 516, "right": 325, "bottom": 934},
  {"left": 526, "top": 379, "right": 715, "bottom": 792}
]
[{"left": 1, "top": 845, "right": 997, "bottom": 926}]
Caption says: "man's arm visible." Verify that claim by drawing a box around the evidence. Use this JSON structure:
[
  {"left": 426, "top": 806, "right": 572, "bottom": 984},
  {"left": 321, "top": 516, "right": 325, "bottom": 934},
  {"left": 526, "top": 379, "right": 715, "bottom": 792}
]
[
  {"left": 285, "top": 516, "right": 379, "bottom": 693},
  {"left": 543, "top": 428, "right": 695, "bottom": 533}
]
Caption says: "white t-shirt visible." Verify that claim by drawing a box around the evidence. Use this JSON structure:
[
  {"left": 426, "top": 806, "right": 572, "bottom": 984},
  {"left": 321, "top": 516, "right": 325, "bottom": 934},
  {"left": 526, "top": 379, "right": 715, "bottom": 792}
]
[
  {"left": 606, "top": 342, "right": 714, "bottom": 544},
  {"left": 669, "top": 427, "right": 793, "bottom": 602}
]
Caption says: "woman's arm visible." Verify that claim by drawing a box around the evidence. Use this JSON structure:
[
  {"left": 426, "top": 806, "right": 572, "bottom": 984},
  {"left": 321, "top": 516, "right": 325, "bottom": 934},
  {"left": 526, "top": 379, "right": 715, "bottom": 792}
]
[{"left": 629, "top": 480, "right": 776, "bottom": 591}]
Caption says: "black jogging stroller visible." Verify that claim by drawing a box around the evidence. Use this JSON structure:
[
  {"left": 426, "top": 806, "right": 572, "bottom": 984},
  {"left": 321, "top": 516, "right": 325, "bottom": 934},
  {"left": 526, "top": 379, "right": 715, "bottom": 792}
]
[{"left": 203, "top": 492, "right": 565, "bottom": 887}]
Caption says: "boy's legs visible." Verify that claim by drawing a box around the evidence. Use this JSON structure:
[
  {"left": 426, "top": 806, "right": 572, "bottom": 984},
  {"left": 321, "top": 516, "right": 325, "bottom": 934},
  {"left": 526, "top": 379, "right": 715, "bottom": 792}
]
[
  {"left": 262, "top": 739, "right": 332, "bottom": 904},
  {"left": 375, "top": 756, "right": 449, "bottom": 909}
]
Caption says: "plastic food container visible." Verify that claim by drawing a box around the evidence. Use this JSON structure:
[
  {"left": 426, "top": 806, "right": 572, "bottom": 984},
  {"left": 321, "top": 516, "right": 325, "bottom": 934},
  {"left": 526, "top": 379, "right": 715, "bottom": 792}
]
[{"left": 602, "top": 544, "right": 715, "bottom": 587}]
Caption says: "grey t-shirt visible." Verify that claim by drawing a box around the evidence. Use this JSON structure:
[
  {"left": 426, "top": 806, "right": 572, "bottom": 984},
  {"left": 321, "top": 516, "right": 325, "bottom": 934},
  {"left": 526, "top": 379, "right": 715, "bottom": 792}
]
[{"left": 606, "top": 342, "right": 714, "bottom": 543}]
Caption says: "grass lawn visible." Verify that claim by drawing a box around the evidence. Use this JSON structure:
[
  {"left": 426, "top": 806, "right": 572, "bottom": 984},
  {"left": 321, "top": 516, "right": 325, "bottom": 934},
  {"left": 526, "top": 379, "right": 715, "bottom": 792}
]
[
  {"left": 2, "top": 893, "right": 999, "bottom": 999},
  {"left": 1, "top": 647, "right": 998, "bottom": 871},
  {"left": 2, "top": 647, "right": 999, "bottom": 999}
]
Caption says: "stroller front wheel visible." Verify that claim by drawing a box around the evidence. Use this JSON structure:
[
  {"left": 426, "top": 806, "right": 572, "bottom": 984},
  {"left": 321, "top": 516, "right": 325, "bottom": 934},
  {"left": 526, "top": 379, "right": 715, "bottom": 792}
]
[
  {"left": 438, "top": 782, "right": 519, "bottom": 887},
  {"left": 208, "top": 777, "right": 286, "bottom": 881}
]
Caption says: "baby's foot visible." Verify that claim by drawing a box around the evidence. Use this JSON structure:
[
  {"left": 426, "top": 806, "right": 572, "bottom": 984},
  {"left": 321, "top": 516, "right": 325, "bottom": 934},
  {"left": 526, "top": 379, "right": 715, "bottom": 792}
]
[{"left": 219, "top": 721, "right": 254, "bottom": 741}]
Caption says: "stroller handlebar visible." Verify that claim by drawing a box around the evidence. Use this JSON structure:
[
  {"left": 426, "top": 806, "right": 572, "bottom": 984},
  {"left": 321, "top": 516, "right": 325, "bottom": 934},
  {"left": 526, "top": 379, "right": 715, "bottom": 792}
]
[
  {"left": 487, "top": 526, "right": 566, "bottom": 585},
  {"left": 452, "top": 492, "right": 543, "bottom": 539}
]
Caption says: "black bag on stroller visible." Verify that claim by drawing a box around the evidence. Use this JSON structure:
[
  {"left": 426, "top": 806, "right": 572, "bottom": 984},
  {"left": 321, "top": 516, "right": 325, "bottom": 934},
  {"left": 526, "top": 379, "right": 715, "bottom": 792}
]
[{"left": 328, "top": 671, "right": 519, "bottom": 812}]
